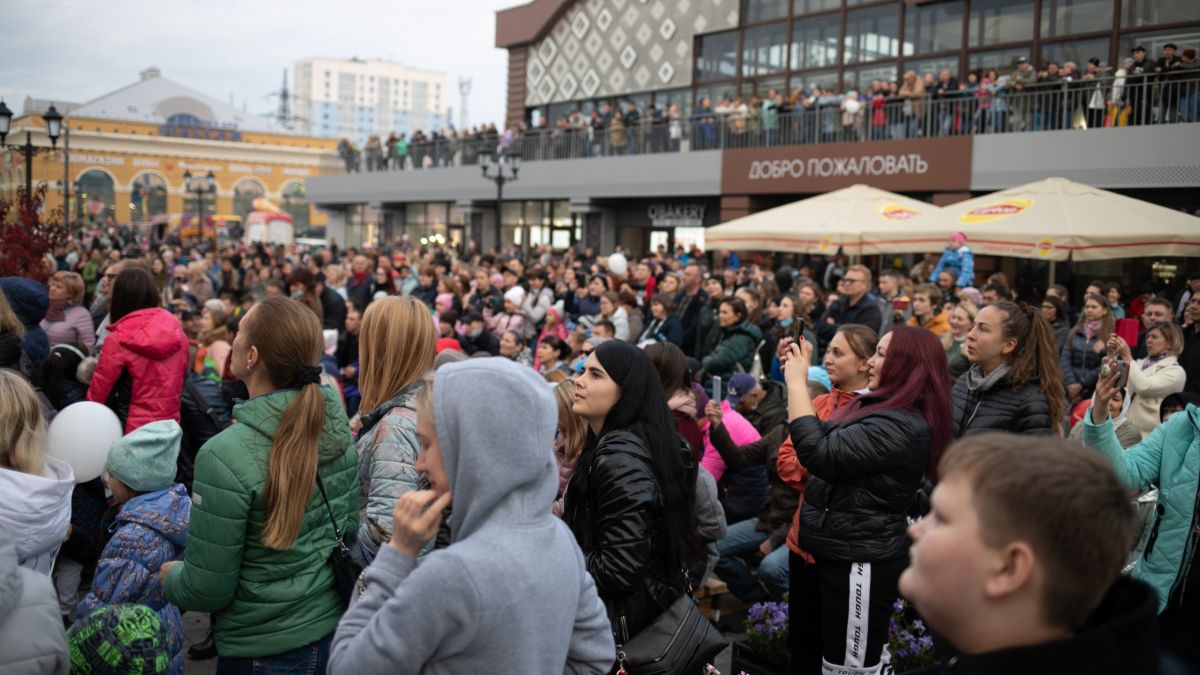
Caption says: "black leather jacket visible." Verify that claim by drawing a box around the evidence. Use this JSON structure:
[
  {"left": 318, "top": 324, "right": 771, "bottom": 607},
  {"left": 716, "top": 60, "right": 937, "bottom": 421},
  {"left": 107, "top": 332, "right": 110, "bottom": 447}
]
[
  {"left": 952, "top": 371, "right": 1053, "bottom": 438},
  {"left": 564, "top": 430, "right": 684, "bottom": 640},
  {"left": 788, "top": 408, "right": 929, "bottom": 562}
]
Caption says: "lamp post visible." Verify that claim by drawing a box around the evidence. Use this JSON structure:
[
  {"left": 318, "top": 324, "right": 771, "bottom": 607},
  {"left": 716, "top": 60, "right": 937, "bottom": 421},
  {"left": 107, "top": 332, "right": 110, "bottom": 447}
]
[
  {"left": 480, "top": 149, "right": 520, "bottom": 254},
  {"left": 0, "top": 101, "right": 63, "bottom": 211},
  {"left": 183, "top": 169, "right": 217, "bottom": 246}
]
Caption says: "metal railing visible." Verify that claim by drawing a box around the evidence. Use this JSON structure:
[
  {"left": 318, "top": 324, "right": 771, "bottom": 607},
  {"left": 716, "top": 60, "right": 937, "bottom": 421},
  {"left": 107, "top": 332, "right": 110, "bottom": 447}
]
[{"left": 337, "top": 74, "right": 1200, "bottom": 172}]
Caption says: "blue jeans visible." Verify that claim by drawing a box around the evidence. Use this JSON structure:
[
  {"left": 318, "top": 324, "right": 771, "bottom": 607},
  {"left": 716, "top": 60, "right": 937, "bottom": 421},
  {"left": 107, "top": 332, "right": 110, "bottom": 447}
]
[
  {"left": 714, "top": 519, "right": 790, "bottom": 602},
  {"left": 216, "top": 634, "right": 332, "bottom": 675}
]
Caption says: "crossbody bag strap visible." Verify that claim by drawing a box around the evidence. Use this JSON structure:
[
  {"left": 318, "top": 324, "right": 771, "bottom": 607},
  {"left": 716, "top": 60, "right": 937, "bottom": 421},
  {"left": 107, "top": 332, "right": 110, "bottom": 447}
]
[{"left": 314, "top": 474, "right": 351, "bottom": 554}]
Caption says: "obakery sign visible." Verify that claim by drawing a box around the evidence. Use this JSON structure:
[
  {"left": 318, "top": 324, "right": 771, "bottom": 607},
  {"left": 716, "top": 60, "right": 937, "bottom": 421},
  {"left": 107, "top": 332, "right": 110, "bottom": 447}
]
[{"left": 721, "top": 136, "right": 972, "bottom": 194}]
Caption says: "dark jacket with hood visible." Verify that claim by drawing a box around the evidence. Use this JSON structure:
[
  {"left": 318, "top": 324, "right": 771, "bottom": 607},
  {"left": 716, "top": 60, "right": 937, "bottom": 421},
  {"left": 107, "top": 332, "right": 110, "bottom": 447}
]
[
  {"left": 902, "top": 578, "right": 1167, "bottom": 675},
  {"left": 0, "top": 277, "right": 50, "bottom": 373},
  {"left": 951, "top": 364, "right": 1053, "bottom": 437},
  {"left": 701, "top": 320, "right": 763, "bottom": 381},
  {"left": 788, "top": 406, "right": 930, "bottom": 562},
  {"left": 327, "top": 358, "right": 614, "bottom": 674}
]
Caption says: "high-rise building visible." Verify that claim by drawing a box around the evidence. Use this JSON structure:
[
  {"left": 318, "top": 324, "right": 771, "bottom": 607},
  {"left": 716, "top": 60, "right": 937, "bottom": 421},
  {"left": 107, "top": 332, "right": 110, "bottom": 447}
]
[{"left": 294, "top": 57, "right": 449, "bottom": 144}]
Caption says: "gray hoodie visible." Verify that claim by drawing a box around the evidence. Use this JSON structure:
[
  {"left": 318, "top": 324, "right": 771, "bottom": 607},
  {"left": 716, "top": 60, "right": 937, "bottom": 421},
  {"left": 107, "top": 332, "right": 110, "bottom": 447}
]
[
  {"left": 0, "top": 536, "right": 69, "bottom": 674},
  {"left": 328, "top": 358, "right": 615, "bottom": 675},
  {"left": 0, "top": 457, "right": 73, "bottom": 575}
]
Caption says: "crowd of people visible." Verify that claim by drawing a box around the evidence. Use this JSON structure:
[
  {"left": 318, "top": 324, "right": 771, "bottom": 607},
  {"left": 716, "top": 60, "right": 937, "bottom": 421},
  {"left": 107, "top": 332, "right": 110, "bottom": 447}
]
[
  {"left": 337, "top": 44, "right": 1200, "bottom": 172},
  {"left": 0, "top": 223, "right": 1198, "bottom": 674}
]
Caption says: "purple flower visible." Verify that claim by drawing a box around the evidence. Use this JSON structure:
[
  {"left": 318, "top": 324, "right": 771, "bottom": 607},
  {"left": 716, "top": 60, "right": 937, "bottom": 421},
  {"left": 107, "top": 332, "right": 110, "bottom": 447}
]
[{"left": 913, "top": 619, "right": 926, "bottom": 633}]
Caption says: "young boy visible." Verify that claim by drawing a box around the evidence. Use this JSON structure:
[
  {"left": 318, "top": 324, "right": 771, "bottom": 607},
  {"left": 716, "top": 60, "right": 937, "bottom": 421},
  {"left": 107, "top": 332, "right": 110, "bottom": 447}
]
[
  {"left": 76, "top": 420, "right": 190, "bottom": 675},
  {"left": 898, "top": 433, "right": 1161, "bottom": 674}
]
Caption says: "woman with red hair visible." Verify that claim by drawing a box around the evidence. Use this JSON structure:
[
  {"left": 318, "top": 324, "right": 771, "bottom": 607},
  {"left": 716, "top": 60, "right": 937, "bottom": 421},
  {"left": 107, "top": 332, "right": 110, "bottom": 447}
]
[{"left": 781, "top": 326, "right": 951, "bottom": 675}]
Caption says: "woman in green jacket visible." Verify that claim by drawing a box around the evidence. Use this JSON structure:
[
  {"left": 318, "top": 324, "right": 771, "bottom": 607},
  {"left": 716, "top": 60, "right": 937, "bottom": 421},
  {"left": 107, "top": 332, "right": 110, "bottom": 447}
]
[
  {"left": 700, "top": 297, "right": 763, "bottom": 385},
  {"left": 1084, "top": 362, "right": 1200, "bottom": 661},
  {"left": 162, "top": 296, "right": 357, "bottom": 673}
]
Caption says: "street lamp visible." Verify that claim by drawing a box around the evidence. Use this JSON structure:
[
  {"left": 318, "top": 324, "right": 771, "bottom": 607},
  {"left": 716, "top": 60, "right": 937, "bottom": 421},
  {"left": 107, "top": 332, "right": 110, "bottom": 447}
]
[
  {"left": 0, "top": 101, "right": 64, "bottom": 210},
  {"left": 183, "top": 169, "right": 217, "bottom": 245},
  {"left": 480, "top": 150, "right": 520, "bottom": 254}
]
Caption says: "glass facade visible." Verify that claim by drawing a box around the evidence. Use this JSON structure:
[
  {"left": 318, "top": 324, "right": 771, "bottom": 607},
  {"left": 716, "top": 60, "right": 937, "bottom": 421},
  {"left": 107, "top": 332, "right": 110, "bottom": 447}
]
[
  {"left": 524, "top": 0, "right": 1200, "bottom": 122},
  {"left": 232, "top": 178, "right": 265, "bottom": 220},
  {"left": 130, "top": 172, "right": 167, "bottom": 223}
]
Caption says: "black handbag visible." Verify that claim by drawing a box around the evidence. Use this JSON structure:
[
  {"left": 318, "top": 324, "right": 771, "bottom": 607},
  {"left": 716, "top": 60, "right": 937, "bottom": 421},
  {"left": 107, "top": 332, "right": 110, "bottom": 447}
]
[
  {"left": 614, "top": 582, "right": 727, "bottom": 675},
  {"left": 315, "top": 474, "right": 364, "bottom": 607}
]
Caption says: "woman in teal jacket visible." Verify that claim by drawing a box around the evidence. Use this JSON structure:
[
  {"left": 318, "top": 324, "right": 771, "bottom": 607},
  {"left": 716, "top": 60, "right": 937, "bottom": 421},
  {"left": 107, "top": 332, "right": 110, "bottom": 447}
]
[
  {"left": 1084, "top": 364, "right": 1200, "bottom": 660},
  {"left": 700, "top": 297, "right": 763, "bottom": 385}
]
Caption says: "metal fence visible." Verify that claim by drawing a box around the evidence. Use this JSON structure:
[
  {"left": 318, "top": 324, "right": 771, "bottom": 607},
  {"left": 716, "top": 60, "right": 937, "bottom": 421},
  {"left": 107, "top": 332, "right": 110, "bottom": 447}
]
[{"left": 343, "top": 74, "right": 1200, "bottom": 172}]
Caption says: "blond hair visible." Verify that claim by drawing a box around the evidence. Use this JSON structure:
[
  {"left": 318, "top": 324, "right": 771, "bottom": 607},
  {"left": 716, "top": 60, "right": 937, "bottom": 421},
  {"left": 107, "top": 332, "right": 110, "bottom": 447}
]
[
  {"left": 358, "top": 296, "right": 437, "bottom": 414},
  {"left": 942, "top": 301, "right": 979, "bottom": 350},
  {"left": 52, "top": 271, "right": 85, "bottom": 305},
  {"left": 242, "top": 297, "right": 327, "bottom": 551},
  {"left": 0, "top": 370, "right": 47, "bottom": 475},
  {"left": 553, "top": 381, "right": 587, "bottom": 463},
  {"left": 0, "top": 292, "right": 24, "bottom": 337}
]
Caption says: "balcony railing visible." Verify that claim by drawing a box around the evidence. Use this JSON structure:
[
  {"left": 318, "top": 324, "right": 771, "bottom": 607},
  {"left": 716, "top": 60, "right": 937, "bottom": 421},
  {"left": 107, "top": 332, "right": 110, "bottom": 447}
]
[{"left": 343, "top": 75, "right": 1200, "bottom": 172}]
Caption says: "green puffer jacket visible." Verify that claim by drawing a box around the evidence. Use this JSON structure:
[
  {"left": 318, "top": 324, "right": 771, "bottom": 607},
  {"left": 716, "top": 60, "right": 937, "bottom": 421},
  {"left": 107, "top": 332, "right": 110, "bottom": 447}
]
[
  {"left": 163, "top": 386, "right": 358, "bottom": 657},
  {"left": 701, "top": 320, "right": 763, "bottom": 381}
]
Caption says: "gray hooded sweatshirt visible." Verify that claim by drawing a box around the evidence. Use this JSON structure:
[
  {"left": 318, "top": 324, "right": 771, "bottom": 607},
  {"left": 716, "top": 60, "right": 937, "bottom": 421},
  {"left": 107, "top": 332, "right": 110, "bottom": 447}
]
[
  {"left": 328, "top": 358, "right": 615, "bottom": 674},
  {"left": 0, "top": 536, "right": 68, "bottom": 674}
]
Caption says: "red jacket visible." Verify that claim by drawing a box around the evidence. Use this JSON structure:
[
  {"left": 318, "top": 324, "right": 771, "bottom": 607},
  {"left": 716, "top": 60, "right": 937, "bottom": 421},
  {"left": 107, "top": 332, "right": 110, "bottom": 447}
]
[{"left": 88, "top": 308, "right": 189, "bottom": 433}]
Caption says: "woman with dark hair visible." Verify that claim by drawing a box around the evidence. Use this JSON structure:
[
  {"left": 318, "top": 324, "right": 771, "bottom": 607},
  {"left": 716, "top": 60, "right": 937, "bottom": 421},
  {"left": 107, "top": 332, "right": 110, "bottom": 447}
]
[
  {"left": 288, "top": 268, "right": 325, "bottom": 323},
  {"left": 1062, "top": 291, "right": 1113, "bottom": 405},
  {"left": 163, "top": 296, "right": 357, "bottom": 673},
  {"left": 537, "top": 335, "right": 573, "bottom": 378},
  {"left": 699, "top": 297, "right": 763, "bottom": 386},
  {"left": 87, "top": 267, "right": 189, "bottom": 433},
  {"left": 637, "top": 293, "right": 684, "bottom": 348},
  {"left": 1039, "top": 294, "right": 1071, "bottom": 354},
  {"left": 953, "top": 302, "right": 1064, "bottom": 437},
  {"left": 781, "top": 326, "right": 952, "bottom": 675},
  {"left": 564, "top": 340, "right": 704, "bottom": 654}
]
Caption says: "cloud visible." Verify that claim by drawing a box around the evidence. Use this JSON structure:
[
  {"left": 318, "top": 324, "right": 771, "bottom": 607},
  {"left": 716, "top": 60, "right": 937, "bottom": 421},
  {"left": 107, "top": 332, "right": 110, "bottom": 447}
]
[{"left": 1, "top": 0, "right": 514, "bottom": 129}]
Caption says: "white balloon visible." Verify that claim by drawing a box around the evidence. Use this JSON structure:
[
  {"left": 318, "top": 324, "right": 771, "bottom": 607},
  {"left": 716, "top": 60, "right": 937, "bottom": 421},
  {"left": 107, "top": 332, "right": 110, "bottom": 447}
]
[
  {"left": 608, "top": 252, "right": 628, "bottom": 276},
  {"left": 46, "top": 402, "right": 123, "bottom": 484}
]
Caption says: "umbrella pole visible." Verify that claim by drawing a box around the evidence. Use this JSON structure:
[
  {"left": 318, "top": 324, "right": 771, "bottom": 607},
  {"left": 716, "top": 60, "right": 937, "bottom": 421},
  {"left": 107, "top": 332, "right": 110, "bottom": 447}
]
[{"left": 1048, "top": 260, "right": 1056, "bottom": 286}]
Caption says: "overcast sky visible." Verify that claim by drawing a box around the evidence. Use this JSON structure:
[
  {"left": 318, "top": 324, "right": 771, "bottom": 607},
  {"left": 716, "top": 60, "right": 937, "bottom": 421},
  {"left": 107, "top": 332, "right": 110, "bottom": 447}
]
[{"left": 1, "top": 0, "right": 516, "bottom": 130}]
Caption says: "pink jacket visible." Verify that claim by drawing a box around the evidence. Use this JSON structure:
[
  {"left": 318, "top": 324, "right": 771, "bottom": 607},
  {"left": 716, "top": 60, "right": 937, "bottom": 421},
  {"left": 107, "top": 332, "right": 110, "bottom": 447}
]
[
  {"left": 699, "top": 401, "right": 761, "bottom": 483},
  {"left": 87, "top": 308, "right": 189, "bottom": 433},
  {"left": 42, "top": 304, "right": 96, "bottom": 352}
]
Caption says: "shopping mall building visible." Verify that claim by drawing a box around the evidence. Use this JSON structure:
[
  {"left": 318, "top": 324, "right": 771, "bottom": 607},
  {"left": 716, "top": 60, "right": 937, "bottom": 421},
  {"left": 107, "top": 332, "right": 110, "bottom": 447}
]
[
  {"left": 308, "top": 0, "right": 1200, "bottom": 286},
  {"left": 4, "top": 68, "right": 341, "bottom": 234}
]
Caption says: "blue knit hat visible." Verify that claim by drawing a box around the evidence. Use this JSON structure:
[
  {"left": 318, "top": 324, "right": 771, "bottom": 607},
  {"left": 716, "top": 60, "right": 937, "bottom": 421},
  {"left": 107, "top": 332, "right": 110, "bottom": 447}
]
[
  {"left": 106, "top": 420, "right": 181, "bottom": 493},
  {"left": 807, "top": 366, "right": 832, "bottom": 393}
]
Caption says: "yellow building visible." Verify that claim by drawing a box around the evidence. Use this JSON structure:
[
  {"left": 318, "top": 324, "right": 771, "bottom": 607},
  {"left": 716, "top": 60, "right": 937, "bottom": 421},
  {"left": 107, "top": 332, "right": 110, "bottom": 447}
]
[{"left": 2, "top": 68, "right": 342, "bottom": 234}]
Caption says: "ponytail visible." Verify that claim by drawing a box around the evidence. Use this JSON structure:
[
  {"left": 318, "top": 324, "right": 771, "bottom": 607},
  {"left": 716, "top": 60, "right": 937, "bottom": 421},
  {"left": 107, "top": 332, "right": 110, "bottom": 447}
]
[
  {"left": 243, "top": 296, "right": 328, "bottom": 551},
  {"left": 997, "top": 302, "right": 1066, "bottom": 435}
]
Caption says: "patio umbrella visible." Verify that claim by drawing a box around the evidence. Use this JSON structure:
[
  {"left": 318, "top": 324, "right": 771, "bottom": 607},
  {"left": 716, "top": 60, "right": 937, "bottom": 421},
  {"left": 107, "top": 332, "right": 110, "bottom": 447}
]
[
  {"left": 705, "top": 184, "right": 942, "bottom": 255},
  {"left": 893, "top": 177, "right": 1200, "bottom": 261}
]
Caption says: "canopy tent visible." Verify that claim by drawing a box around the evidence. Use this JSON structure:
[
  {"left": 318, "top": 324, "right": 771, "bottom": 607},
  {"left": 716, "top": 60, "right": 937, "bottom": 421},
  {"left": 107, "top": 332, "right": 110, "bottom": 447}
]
[
  {"left": 869, "top": 177, "right": 1200, "bottom": 261},
  {"left": 704, "top": 185, "right": 943, "bottom": 256}
]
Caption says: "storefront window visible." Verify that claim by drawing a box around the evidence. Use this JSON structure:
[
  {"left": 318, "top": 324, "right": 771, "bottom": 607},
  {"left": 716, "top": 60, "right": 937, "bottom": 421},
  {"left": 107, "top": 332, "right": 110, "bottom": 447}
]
[
  {"left": 130, "top": 172, "right": 167, "bottom": 223},
  {"left": 968, "top": 0, "right": 1035, "bottom": 47},
  {"left": 968, "top": 48, "right": 1030, "bottom": 76},
  {"left": 844, "top": 5, "right": 901, "bottom": 64},
  {"left": 406, "top": 202, "right": 427, "bottom": 225},
  {"left": 792, "top": 69, "right": 840, "bottom": 92},
  {"left": 904, "top": 1, "right": 964, "bottom": 56},
  {"left": 791, "top": 14, "right": 841, "bottom": 70},
  {"left": 697, "top": 31, "right": 739, "bottom": 82},
  {"left": 1122, "top": 0, "right": 1200, "bottom": 29},
  {"left": 77, "top": 169, "right": 115, "bottom": 225},
  {"left": 1040, "top": 38, "right": 1110, "bottom": 68},
  {"left": 1041, "top": 0, "right": 1114, "bottom": 38},
  {"left": 280, "top": 180, "right": 310, "bottom": 235},
  {"left": 845, "top": 63, "right": 898, "bottom": 91},
  {"left": 745, "top": 0, "right": 788, "bottom": 23},
  {"left": 743, "top": 23, "right": 790, "bottom": 76},
  {"left": 232, "top": 178, "right": 265, "bottom": 220},
  {"left": 904, "top": 55, "right": 961, "bottom": 81},
  {"left": 793, "top": 0, "right": 839, "bottom": 15}
]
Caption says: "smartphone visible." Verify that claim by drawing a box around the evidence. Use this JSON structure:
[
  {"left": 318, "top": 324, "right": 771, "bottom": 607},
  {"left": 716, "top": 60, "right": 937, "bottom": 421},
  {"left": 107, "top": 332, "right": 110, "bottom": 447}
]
[
  {"left": 791, "top": 319, "right": 806, "bottom": 344},
  {"left": 1100, "top": 357, "right": 1129, "bottom": 389},
  {"left": 712, "top": 375, "right": 722, "bottom": 403}
]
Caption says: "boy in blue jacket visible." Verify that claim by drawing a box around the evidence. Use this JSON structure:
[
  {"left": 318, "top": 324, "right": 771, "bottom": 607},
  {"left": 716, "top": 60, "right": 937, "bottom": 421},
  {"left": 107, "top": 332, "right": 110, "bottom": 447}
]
[{"left": 77, "top": 420, "right": 190, "bottom": 674}]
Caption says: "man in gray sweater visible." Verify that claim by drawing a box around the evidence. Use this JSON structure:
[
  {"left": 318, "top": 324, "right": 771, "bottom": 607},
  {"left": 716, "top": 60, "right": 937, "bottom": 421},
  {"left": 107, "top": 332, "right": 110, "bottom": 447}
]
[{"left": 328, "top": 358, "right": 615, "bottom": 674}]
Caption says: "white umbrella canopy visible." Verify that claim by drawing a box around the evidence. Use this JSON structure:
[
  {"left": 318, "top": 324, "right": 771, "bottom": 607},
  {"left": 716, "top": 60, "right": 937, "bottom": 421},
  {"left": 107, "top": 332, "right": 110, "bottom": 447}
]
[
  {"left": 896, "top": 177, "right": 1200, "bottom": 261},
  {"left": 704, "top": 184, "right": 943, "bottom": 255}
]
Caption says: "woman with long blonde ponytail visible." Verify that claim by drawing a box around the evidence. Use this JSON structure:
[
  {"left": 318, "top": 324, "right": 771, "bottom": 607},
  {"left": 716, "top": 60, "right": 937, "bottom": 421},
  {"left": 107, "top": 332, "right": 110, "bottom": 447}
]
[{"left": 163, "top": 296, "right": 358, "bottom": 672}]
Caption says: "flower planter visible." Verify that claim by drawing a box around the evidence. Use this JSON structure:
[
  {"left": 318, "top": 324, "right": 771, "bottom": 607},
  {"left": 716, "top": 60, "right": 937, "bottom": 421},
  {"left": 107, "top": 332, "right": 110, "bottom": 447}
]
[{"left": 730, "top": 640, "right": 788, "bottom": 675}]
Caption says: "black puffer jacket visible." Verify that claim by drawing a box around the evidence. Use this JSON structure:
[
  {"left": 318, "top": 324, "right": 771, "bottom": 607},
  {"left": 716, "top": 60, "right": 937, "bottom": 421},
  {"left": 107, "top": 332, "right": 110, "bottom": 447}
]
[
  {"left": 564, "top": 430, "right": 684, "bottom": 640},
  {"left": 788, "top": 408, "right": 929, "bottom": 562},
  {"left": 952, "top": 368, "right": 1053, "bottom": 437}
]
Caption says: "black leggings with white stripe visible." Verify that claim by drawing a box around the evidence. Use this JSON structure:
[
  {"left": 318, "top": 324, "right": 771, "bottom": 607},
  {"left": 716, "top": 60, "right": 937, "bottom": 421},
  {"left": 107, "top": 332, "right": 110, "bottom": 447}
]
[{"left": 814, "top": 557, "right": 907, "bottom": 675}]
